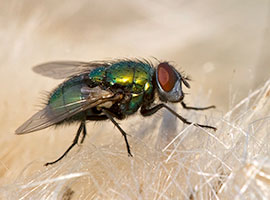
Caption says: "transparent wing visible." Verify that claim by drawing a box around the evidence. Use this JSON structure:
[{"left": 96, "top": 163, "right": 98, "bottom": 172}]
[
  {"left": 32, "top": 61, "right": 111, "bottom": 79},
  {"left": 15, "top": 87, "right": 122, "bottom": 134}
]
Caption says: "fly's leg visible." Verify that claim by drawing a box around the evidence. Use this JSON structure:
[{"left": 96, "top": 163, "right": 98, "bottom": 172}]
[
  {"left": 82, "top": 115, "right": 108, "bottom": 144},
  {"left": 141, "top": 104, "right": 217, "bottom": 131},
  {"left": 102, "top": 109, "right": 133, "bottom": 157},
  {"left": 80, "top": 124, "right": 87, "bottom": 144},
  {"left": 181, "top": 102, "right": 216, "bottom": 111},
  {"left": 45, "top": 121, "right": 85, "bottom": 166}
]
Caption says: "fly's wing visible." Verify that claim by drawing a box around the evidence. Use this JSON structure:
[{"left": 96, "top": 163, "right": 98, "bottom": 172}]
[
  {"left": 32, "top": 61, "right": 112, "bottom": 79},
  {"left": 15, "top": 86, "right": 122, "bottom": 134}
]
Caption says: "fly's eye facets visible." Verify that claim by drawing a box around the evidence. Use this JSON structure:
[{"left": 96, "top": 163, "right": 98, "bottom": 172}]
[{"left": 157, "top": 62, "right": 177, "bottom": 92}]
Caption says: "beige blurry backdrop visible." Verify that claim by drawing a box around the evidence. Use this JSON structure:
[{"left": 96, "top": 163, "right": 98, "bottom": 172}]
[{"left": 0, "top": 0, "right": 270, "bottom": 185}]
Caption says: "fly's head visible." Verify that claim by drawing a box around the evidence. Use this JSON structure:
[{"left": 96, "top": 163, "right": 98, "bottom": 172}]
[{"left": 155, "top": 62, "right": 190, "bottom": 103}]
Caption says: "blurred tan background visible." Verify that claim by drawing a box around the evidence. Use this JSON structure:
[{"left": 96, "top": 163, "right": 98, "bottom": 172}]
[{"left": 1, "top": 0, "right": 270, "bottom": 185}]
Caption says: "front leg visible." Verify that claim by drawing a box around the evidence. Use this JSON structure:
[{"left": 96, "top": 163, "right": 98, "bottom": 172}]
[
  {"left": 181, "top": 101, "right": 215, "bottom": 111},
  {"left": 141, "top": 104, "right": 216, "bottom": 131}
]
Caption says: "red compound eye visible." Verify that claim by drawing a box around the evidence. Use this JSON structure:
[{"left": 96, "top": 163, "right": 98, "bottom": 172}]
[{"left": 157, "top": 62, "right": 177, "bottom": 92}]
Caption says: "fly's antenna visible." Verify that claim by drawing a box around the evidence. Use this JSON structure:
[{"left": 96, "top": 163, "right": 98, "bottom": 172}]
[{"left": 181, "top": 75, "right": 191, "bottom": 88}]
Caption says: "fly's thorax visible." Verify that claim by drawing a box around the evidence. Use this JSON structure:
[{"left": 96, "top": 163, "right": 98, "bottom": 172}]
[
  {"left": 106, "top": 63, "right": 133, "bottom": 87},
  {"left": 105, "top": 61, "right": 155, "bottom": 115},
  {"left": 105, "top": 61, "right": 154, "bottom": 87}
]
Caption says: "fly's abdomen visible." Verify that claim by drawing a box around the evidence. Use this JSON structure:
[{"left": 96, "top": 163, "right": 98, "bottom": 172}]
[{"left": 48, "top": 76, "right": 86, "bottom": 121}]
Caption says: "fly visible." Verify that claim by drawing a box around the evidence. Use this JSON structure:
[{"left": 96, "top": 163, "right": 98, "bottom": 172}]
[{"left": 15, "top": 59, "right": 216, "bottom": 166}]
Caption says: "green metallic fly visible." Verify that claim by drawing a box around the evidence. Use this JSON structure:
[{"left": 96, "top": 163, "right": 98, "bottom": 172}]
[{"left": 15, "top": 59, "right": 216, "bottom": 166}]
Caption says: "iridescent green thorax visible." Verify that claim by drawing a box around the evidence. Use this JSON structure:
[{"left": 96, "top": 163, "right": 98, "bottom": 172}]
[
  {"left": 106, "top": 61, "right": 154, "bottom": 91},
  {"left": 89, "top": 60, "right": 155, "bottom": 115}
]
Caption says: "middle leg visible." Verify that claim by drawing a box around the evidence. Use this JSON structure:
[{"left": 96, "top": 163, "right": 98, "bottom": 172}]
[{"left": 102, "top": 109, "right": 133, "bottom": 157}]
